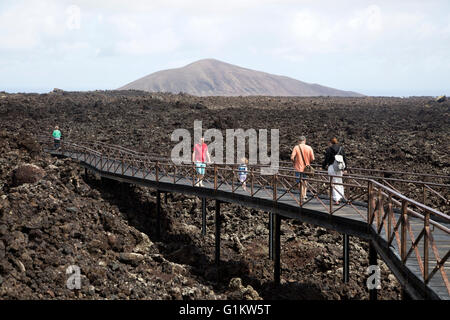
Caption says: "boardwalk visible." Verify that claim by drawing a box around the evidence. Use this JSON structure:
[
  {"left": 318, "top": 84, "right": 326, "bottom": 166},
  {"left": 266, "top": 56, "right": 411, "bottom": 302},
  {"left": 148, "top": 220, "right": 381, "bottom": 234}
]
[{"left": 43, "top": 141, "right": 450, "bottom": 300}]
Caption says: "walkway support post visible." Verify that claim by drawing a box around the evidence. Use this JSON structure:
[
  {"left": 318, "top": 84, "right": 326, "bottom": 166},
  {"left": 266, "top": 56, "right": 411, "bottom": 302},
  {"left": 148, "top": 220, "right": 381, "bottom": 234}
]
[
  {"left": 202, "top": 197, "right": 207, "bottom": 236},
  {"left": 369, "top": 241, "right": 378, "bottom": 300},
  {"left": 274, "top": 213, "right": 281, "bottom": 284},
  {"left": 271, "top": 173, "right": 278, "bottom": 263},
  {"left": 156, "top": 190, "right": 161, "bottom": 239},
  {"left": 215, "top": 200, "right": 221, "bottom": 266},
  {"left": 250, "top": 167, "right": 254, "bottom": 195},
  {"left": 343, "top": 234, "right": 350, "bottom": 283},
  {"left": 269, "top": 212, "right": 274, "bottom": 260},
  {"left": 214, "top": 164, "right": 217, "bottom": 190}
]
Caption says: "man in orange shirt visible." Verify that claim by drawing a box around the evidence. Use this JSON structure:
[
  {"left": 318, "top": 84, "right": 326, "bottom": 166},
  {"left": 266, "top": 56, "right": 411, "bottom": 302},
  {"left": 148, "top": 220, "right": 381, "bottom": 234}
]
[{"left": 291, "top": 136, "right": 315, "bottom": 201}]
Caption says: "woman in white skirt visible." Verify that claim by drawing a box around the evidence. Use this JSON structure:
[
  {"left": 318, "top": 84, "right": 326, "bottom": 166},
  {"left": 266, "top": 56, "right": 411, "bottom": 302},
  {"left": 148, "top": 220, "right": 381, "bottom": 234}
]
[{"left": 322, "top": 137, "right": 348, "bottom": 205}]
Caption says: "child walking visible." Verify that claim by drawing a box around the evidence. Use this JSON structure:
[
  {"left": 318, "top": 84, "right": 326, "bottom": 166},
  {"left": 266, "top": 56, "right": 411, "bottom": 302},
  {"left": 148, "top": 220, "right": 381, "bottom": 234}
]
[{"left": 238, "top": 157, "right": 249, "bottom": 192}]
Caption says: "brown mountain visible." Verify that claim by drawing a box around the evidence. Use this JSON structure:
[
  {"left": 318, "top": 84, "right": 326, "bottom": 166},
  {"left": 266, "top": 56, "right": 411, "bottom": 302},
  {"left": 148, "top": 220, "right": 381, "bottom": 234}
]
[{"left": 118, "top": 59, "right": 363, "bottom": 97}]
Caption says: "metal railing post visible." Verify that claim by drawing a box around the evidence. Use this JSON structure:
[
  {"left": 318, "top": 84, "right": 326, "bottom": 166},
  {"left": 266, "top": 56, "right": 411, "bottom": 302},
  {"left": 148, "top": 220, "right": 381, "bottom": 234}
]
[
  {"left": 368, "top": 181, "right": 373, "bottom": 224},
  {"left": 377, "top": 188, "right": 382, "bottom": 230},
  {"left": 329, "top": 175, "right": 333, "bottom": 214},
  {"left": 299, "top": 174, "right": 303, "bottom": 206},
  {"left": 401, "top": 200, "right": 407, "bottom": 263},
  {"left": 387, "top": 194, "right": 392, "bottom": 243},
  {"left": 424, "top": 210, "right": 430, "bottom": 283}
]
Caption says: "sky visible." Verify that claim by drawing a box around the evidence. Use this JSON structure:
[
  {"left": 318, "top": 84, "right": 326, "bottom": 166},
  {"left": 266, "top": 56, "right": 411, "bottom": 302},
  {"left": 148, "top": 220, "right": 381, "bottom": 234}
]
[{"left": 0, "top": 0, "right": 449, "bottom": 96}]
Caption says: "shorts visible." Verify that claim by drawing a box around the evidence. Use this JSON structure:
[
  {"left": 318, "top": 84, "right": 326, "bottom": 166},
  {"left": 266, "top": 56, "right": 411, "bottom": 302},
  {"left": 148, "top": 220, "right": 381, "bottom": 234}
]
[
  {"left": 295, "top": 171, "right": 307, "bottom": 183},
  {"left": 195, "top": 162, "right": 206, "bottom": 175}
]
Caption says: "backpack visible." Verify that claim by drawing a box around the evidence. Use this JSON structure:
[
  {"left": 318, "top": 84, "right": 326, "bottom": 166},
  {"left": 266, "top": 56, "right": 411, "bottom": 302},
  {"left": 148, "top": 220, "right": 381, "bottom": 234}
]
[
  {"left": 298, "top": 145, "right": 315, "bottom": 175},
  {"left": 333, "top": 147, "right": 346, "bottom": 172}
]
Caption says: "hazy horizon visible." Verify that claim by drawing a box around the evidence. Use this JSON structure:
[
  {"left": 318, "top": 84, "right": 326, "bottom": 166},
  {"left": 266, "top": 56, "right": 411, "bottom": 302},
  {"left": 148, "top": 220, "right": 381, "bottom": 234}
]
[
  {"left": 3, "top": 87, "right": 444, "bottom": 97},
  {"left": 1, "top": 0, "right": 449, "bottom": 97}
]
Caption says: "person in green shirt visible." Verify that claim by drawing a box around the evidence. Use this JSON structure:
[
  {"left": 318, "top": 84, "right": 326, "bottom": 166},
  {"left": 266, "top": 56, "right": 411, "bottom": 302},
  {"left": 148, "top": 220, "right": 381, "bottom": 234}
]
[{"left": 52, "top": 126, "right": 61, "bottom": 149}]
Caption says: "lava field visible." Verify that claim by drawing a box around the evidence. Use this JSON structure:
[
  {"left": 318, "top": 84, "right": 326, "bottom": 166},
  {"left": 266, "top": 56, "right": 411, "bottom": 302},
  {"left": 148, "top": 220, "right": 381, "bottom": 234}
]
[{"left": 0, "top": 90, "right": 448, "bottom": 300}]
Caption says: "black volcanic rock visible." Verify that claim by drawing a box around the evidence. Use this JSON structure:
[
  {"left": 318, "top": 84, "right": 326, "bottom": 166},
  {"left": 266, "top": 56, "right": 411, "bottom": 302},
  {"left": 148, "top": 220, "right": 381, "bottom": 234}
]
[
  {"left": 10, "top": 164, "right": 45, "bottom": 187},
  {"left": 1, "top": 91, "right": 448, "bottom": 300}
]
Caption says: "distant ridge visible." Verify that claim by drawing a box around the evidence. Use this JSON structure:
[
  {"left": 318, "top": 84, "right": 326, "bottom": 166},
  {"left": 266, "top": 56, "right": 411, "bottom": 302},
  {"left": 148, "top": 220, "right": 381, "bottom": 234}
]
[{"left": 118, "top": 59, "right": 363, "bottom": 97}]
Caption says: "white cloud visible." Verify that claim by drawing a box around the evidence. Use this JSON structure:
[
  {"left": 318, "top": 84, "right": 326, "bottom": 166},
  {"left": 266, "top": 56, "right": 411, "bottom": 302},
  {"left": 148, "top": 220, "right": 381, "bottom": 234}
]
[
  {"left": 107, "top": 14, "right": 181, "bottom": 55},
  {"left": 52, "top": 0, "right": 301, "bottom": 14},
  {"left": 289, "top": 11, "right": 340, "bottom": 54},
  {"left": 284, "top": 3, "right": 450, "bottom": 57},
  {"left": 183, "top": 16, "right": 232, "bottom": 51},
  {"left": 289, "top": 5, "right": 386, "bottom": 54},
  {"left": 0, "top": 1, "right": 82, "bottom": 52},
  {"left": 115, "top": 29, "right": 180, "bottom": 55},
  {"left": 292, "top": 11, "right": 320, "bottom": 39},
  {"left": 0, "top": 2, "right": 54, "bottom": 50},
  {"left": 66, "top": 5, "right": 81, "bottom": 30},
  {"left": 348, "top": 5, "right": 382, "bottom": 32}
]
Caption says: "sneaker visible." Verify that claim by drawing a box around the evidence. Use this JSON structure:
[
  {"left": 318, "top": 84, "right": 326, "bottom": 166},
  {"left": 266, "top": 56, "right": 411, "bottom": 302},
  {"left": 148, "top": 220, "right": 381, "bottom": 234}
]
[{"left": 199, "top": 181, "right": 204, "bottom": 187}]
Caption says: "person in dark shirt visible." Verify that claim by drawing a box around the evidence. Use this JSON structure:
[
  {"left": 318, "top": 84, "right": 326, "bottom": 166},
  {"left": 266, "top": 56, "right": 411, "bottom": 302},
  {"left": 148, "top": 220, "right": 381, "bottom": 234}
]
[{"left": 322, "top": 137, "right": 348, "bottom": 205}]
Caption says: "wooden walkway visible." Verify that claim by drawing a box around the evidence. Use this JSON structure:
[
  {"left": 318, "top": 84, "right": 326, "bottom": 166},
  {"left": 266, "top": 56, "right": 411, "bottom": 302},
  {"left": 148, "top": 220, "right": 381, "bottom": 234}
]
[{"left": 47, "top": 148, "right": 450, "bottom": 300}]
